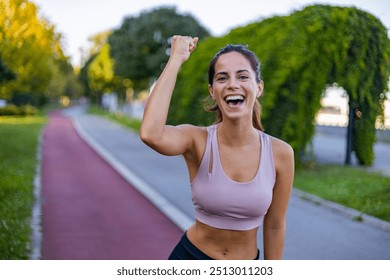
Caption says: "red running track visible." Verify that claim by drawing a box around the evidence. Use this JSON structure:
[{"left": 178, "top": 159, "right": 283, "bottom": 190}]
[{"left": 41, "top": 112, "right": 183, "bottom": 259}]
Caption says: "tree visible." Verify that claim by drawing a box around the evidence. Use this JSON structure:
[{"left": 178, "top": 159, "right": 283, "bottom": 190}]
[
  {"left": 0, "top": 58, "right": 15, "bottom": 82},
  {"left": 108, "top": 6, "right": 210, "bottom": 94},
  {"left": 79, "top": 31, "right": 120, "bottom": 104},
  {"left": 168, "top": 5, "right": 390, "bottom": 166},
  {"left": 0, "top": 0, "right": 72, "bottom": 105},
  {"left": 79, "top": 54, "right": 97, "bottom": 102},
  {"left": 45, "top": 58, "right": 83, "bottom": 104},
  {"left": 88, "top": 43, "right": 119, "bottom": 102}
]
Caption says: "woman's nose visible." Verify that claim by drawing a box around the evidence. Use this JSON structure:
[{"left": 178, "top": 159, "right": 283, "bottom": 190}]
[{"left": 227, "top": 78, "right": 239, "bottom": 89}]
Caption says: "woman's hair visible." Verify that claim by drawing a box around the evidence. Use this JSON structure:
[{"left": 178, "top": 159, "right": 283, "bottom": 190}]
[{"left": 205, "top": 44, "right": 264, "bottom": 131}]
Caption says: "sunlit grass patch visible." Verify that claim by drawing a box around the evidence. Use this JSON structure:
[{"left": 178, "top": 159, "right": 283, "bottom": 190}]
[
  {"left": 0, "top": 116, "right": 46, "bottom": 125},
  {"left": 0, "top": 116, "right": 46, "bottom": 259}
]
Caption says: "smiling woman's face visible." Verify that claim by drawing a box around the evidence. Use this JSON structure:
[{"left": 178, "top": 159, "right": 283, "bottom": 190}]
[{"left": 208, "top": 51, "right": 263, "bottom": 122}]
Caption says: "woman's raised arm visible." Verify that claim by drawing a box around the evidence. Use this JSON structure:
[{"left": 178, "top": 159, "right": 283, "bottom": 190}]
[{"left": 140, "top": 35, "right": 198, "bottom": 156}]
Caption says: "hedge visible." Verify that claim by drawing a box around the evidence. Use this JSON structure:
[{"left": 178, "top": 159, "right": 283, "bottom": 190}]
[{"left": 167, "top": 5, "right": 390, "bottom": 165}]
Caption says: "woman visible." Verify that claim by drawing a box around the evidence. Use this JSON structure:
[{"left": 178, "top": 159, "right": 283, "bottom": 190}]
[{"left": 140, "top": 35, "right": 294, "bottom": 260}]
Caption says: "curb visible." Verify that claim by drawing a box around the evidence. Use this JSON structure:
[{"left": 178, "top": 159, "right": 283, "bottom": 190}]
[
  {"left": 292, "top": 188, "right": 390, "bottom": 234},
  {"left": 30, "top": 130, "right": 44, "bottom": 260}
]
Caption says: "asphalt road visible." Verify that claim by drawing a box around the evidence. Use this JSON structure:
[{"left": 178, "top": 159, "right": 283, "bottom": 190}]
[
  {"left": 66, "top": 106, "right": 390, "bottom": 259},
  {"left": 312, "top": 126, "right": 390, "bottom": 176}
]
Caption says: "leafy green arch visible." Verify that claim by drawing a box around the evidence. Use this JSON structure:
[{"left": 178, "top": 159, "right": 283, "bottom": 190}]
[{"left": 168, "top": 5, "right": 390, "bottom": 165}]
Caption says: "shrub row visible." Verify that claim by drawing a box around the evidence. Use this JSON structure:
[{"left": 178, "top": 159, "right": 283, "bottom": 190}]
[{"left": 0, "top": 105, "right": 38, "bottom": 116}]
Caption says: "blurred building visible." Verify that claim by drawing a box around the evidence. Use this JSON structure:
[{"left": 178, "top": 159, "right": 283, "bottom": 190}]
[{"left": 316, "top": 85, "right": 390, "bottom": 129}]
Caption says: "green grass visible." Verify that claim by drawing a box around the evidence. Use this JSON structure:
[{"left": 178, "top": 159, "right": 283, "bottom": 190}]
[
  {"left": 294, "top": 165, "right": 390, "bottom": 222},
  {"left": 0, "top": 116, "right": 47, "bottom": 259},
  {"left": 88, "top": 106, "right": 142, "bottom": 132}
]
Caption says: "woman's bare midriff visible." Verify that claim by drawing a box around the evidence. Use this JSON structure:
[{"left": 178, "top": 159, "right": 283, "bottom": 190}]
[{"left": 186, "top": 220, "right": 259, "bottom": 260}]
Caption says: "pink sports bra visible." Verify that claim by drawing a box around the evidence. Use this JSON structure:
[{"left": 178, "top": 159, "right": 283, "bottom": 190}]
[{"left": 191, "top": 125, "right": 276, "bottom": 231}]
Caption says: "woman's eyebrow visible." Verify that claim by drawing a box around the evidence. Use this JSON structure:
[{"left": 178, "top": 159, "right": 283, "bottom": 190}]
[
  {"left": 215, "top": 71, "right": 228, "bottom": 76},
  {"left": 237, "top": 69, "right": 250, "bottom": 74},
  {"left": 216, "top": 69, "right": 250, "bottom": 76}
]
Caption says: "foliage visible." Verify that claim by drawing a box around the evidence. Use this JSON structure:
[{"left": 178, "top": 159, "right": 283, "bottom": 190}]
[
  {"left": 88, "top": 44, "right": 116, "bottom": 94},
  {"left": 0, "top": 0, "right": 80, "bottom": 105},
  {"left": 86, "top": 31, "right": 112, "bottom": 58},
  {"left": 0, "top": 58, "right": 15, "bottom": 82},
  {"left": 79, "top": 32, "right": 122, "bottom": 104},
  {"left": 108, "top": 6, "right": 210, "bottom": 94},
  {"left": 0, "top": 116, "right": 46, "bottom": 259},
  {"left": 79, "top": 54, "right": 97, "bottom": 102},
  {"left": 45, "top": 58, "right": 83, "bottom": 104},
  {"left": 0, "top": 104, "right": 37, "bottom": 116},
  {"left": 168, "top": 5, "right": 390, "bottom": 165}
]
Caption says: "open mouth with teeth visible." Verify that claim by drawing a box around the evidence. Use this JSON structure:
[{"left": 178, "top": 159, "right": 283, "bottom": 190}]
[{"left": 224, "top": 95, "right": 246, "bottom": 107}]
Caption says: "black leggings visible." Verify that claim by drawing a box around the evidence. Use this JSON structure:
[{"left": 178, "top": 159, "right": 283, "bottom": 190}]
[{"left": 168, "top": 233, "right": 260, "bottom": 260}]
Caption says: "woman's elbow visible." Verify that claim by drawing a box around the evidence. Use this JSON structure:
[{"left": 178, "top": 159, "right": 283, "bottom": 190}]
[
  {"left": 140, "top": 123, "right": 166, "bottom": 149},
  {"left": 140, "top": 126, "right": 155, "bottom": 146}
]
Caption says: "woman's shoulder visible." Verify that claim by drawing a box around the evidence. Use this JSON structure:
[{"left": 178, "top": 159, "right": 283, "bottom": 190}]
[
  {"left": 176, "top": 124, "right": 209, "bottom": 150},
  {"left": 178, "top": 124, "right": 209, "bottom": 166},
  {"left": 176, "top": 124, "right": 208, "bottom": 137},
  {"left": 268, "top": 135, "right": 294, "bottom": 166}
]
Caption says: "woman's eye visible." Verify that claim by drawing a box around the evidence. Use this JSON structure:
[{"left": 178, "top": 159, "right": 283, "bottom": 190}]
[
  {"left": 217, "top": 76, "right": 227, "bottom": 81},
  {"left": 239, "top": 75, "right": 249, "bottom": 80}
]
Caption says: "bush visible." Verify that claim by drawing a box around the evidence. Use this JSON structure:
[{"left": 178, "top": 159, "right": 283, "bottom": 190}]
[
  {"left": 19, "top": 105, "right": 38, "bottom": 116},
  {"left": 0, "top": 105, "right": 38, "bottom": 116},
  {"left": 0, "top": 105, "right": 19, "bottom": 115}
]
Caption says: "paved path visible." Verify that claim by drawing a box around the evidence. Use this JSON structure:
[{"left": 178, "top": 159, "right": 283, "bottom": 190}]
[
  {"left": 40, "top": 106, "right": 390, "bottom": 260},
  {"left": 40, "top": 111, "right": 182, "bottom": 259},
  {"left": 313, "top": 126, "right": 390, "bottom": 176}
]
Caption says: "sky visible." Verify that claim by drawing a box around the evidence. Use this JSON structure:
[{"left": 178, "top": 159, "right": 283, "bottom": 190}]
[{"left": 32, "top": 0, "right": 390, "bottom": 66}]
